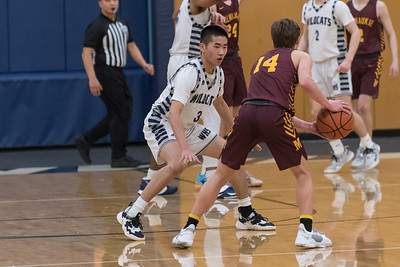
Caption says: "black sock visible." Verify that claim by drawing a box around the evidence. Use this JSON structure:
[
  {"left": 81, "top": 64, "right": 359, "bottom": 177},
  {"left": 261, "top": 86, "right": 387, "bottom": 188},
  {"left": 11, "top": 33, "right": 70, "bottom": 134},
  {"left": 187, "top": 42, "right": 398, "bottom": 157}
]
[
  {"left": 300, "top": 218, "right": 313, "bottom": 232},
  {"left": 184, "top": 216, "right": 199, "bottom": 229},
  {"left": 238, "top": 205, "right": 253, "bottom": 218}
]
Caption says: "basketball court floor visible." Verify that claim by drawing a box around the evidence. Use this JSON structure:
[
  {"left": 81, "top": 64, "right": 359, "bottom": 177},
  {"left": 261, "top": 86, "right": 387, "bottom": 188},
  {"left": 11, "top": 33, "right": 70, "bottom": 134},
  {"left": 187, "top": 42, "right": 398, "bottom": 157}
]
[{"left": 0, "top": 136, "right": 399, "bottom": 266}]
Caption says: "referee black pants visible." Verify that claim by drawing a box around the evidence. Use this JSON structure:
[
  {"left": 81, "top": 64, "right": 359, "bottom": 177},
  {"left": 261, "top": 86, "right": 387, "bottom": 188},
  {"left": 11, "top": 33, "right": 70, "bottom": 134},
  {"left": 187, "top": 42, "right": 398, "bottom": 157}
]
[{"left": 84, "top": 65, "right": 133, "bottom": 160}]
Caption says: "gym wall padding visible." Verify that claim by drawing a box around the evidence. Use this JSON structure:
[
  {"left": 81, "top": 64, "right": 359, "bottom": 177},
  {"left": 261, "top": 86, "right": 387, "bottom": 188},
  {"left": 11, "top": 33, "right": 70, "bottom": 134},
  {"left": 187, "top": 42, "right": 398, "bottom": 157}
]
[
  {"left": 0, "top": 70, "right": 151, "bottom": 148},
  {"left": 0, "top": 0, "right": 174, "bottom": 148},
  {"left": 0, "top": 0, "right": 8, "bottom": 73}
]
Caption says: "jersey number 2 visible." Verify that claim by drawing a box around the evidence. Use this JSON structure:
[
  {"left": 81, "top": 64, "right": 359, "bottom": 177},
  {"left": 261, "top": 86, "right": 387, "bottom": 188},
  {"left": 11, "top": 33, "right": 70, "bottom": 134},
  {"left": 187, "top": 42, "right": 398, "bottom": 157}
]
[{"left": 253, "top": 54, "right": 280, "bottom": 74}]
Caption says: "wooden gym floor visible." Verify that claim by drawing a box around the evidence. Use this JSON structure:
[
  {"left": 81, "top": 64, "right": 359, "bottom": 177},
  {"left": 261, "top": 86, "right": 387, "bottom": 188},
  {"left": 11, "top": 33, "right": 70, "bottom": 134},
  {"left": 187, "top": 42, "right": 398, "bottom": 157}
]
[{"left": 0, "top": 137, "right": 400, "bottom": 266}]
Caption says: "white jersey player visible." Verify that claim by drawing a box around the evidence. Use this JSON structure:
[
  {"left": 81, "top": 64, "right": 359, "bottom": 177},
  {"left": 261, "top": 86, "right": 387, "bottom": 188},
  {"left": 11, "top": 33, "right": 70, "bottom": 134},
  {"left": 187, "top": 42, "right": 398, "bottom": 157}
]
[
  {"left": 144, "top": 57, "right": 224, "bottom": 164},
  {"left": 300, "top": 0, "right": 355, "bottom": 97},
  {"left": 299, "top": 0, "right": 380, "bottom": 174},
  {"left": 168, "top": 0, "right": 211, "bottom": 80}
]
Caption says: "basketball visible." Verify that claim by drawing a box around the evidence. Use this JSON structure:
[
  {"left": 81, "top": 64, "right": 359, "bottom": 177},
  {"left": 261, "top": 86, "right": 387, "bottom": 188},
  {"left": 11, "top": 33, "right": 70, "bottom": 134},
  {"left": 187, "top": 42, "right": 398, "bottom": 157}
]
[{"left": 316, "top": 108, "right": 354, "bottom": 140}]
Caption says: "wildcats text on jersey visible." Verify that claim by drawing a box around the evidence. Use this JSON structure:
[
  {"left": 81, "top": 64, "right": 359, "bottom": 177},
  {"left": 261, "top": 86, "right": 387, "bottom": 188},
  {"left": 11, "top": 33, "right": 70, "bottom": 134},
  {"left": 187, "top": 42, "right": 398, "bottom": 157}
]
[
  {"left": 189, "top": 93, "right": 215, "bottom": 106},
  {"left": 306, "top": 16, "right": 332, "bottom": 26}
]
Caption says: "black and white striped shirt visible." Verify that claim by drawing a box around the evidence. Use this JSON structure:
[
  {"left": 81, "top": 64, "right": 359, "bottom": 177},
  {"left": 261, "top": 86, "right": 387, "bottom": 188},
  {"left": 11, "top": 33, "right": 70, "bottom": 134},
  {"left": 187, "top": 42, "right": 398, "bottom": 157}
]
[{"left": 84, "top": 14, "right": 133, "bottom": 68}]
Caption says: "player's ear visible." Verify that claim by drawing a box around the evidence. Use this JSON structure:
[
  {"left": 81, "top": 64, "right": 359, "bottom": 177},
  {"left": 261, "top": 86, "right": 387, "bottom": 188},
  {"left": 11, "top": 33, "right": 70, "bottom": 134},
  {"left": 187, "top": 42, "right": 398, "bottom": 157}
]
[{"left": 199, "top": 42, "right": 206, "bottom": 53}]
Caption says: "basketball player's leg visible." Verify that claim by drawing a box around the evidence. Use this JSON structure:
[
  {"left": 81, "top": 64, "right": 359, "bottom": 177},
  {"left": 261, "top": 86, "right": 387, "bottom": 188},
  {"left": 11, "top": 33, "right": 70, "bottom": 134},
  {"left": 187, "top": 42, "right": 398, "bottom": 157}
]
[
  {"left": 120, "top": 141, "right": 186, "bottom": 241},
  {"left": 200, "top": 134, "right": 248, "bottom": 198},
  {"left": 352, "top": 55, "right": 382, "bottom": 138},
  {"left": 291, "top": 157, "right": 332, "bottom": 248},
  {"left": 139, "top": 53, "right": 189, "bottom": 195},
  {"left": 138, "top": 155, "right": 178, "bottom": 196},
  {"left": 172, "top": 119, "right": 275, "bottom": 248},
  {"left": 354, "top": 94, "right": 373, "bottom": 137},
  {"left": 320, "top": 62, "right": 357, "bottom": 173},
  {"left": 335, "top": 94, "right": 379, "bottom": 169},
  {"left": 334, "top": 95, "right": 368, "bottom": 138},
  {"left": 140, "top": 142, "right": 186, "bottom": 202},
  {"left": 290, "top": 156, "right": 313, "bottom": 216}
]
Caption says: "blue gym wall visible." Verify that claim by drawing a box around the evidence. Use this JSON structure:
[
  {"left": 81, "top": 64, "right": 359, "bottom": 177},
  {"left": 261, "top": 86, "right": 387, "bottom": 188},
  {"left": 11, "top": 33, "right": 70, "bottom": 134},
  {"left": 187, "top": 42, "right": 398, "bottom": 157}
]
[{"left": 0, "top": 0, "right": 174, "bottom": 148}]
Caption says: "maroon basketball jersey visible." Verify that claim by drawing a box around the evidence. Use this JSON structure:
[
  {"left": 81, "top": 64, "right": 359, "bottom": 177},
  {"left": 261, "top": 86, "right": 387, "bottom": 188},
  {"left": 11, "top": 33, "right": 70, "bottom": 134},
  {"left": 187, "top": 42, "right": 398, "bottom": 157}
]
[
  {"left": 245, "top": 48, "right": 298, "bottom": 115},
  {"left": 347, "top": 0, "right": 385, "bottom": 55},
  {"left": 216, "top": 0, "right": 239, "bottom": 55}
]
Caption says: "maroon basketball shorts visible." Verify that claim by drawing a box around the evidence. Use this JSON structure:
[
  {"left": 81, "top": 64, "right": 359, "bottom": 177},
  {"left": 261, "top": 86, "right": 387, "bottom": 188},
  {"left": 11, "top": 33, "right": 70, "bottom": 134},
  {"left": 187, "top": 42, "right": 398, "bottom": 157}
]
[
  {"left": 351, "top": 54, "right": 383, "bottom": 100},
  {"left": 221, "top": 103, "right": 307, "bottom": 171},
  {"left": 221, "top": 57, "right": 247, "bottom": 107}
]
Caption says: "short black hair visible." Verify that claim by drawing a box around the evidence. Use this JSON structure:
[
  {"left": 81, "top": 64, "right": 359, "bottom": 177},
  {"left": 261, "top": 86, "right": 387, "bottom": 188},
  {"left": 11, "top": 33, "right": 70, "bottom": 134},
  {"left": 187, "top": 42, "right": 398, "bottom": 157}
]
[
  {"left": 271, "top": 18, "right": 300, "bottom": 48},
  {"left": 200, "top": 25, "right": 228, "bottom": 45}
]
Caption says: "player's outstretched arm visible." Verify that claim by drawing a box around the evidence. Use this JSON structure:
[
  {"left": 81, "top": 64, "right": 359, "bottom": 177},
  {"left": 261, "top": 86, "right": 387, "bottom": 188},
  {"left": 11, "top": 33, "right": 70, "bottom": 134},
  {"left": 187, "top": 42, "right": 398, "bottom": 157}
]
[
  {"left": 295, "top": 51, "right": 351, "bottom": 114},
  {"left": 292, "top": 116, "right": 323, "bottom": 138},
  {"left": 377, "top": 0, "right": 399, "bottom": 78},
  {"left": 338, "top": 21, "right": 360, "bottom": 73}
]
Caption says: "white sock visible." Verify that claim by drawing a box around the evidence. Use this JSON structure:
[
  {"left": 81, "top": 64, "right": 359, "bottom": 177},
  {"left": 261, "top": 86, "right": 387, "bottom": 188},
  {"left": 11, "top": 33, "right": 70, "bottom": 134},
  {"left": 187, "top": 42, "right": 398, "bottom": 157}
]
[
  {"left": 200, "top": 160, "right": 207, "bottom": 176},
  {"left": 238, "top": 196, "right": 252, "bottom": 208},
  {"left": 127, "top": 196, "right": 148, "bottom": 217},
  {"left": 360, "top": 134, "right": 374, "bottom": 149},
  {"left": 329, "top": 139, "right": 344, "bottom": 156},
  {"left": 144, "top": 168, "right": 157, "bottom": 180},
  {"left": 358, "top": 141, "right": 365, "bottom": 149}
]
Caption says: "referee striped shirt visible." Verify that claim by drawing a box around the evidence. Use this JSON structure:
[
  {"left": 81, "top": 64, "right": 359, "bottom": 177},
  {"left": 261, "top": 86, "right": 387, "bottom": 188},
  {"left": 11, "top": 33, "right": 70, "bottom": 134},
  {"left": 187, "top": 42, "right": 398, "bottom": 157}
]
[{"left": 84, "top": 14, "right": 133, "bottom": 68}]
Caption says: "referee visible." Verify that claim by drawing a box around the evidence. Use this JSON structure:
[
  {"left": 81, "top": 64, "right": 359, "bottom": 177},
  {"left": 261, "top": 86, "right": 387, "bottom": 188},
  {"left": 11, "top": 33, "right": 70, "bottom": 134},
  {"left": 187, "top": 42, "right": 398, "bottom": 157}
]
[{"left": 75, "top": 0, "right": 154, "bottom": 168}]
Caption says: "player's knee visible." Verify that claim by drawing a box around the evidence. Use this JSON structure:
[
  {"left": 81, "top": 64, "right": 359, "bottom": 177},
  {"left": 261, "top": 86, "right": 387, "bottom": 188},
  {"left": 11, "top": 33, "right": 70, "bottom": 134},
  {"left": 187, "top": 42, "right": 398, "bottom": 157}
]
[
  {"left": 166, "top": 161, "right": 186, "bottom": 176},
  {"left": 357, "top": 102, "right": 370, "bottom": 116}
]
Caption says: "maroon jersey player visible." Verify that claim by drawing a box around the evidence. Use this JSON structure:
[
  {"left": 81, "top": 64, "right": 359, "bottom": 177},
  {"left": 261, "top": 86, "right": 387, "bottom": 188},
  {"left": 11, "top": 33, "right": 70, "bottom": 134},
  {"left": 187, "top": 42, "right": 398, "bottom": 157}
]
[
  {"left": 197, "top": 0, "right": 263, "bottom": 192},
  {"left": 173, "top": 18, "right": 351, "bottom": 249},
  {"left": 346, "top": 0, "right": 398, "bottom": 167}
]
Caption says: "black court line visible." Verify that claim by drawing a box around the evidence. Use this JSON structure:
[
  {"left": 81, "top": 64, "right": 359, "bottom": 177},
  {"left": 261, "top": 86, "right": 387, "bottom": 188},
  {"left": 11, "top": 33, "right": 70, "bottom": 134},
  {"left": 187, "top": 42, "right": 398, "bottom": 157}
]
[{"left": 2, "top": 214, "right": 399, "bottom": 240}]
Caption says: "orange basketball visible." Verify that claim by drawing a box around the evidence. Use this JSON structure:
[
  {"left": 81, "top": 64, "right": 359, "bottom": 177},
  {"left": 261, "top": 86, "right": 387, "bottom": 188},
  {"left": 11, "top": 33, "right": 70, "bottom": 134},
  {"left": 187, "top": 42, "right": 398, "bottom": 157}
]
[{"left": 316, "top": 108, "right": 354, "bottom": 140}]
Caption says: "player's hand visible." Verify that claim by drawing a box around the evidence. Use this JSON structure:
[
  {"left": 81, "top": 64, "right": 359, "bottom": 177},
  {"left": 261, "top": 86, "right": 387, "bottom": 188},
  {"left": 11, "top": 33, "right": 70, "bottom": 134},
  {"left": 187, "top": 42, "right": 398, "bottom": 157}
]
[
  {"left": 143, "top": 63, "right": 155, "bottom": 76},
  {"left": 336, "top": 59, "right": 351, "bottom": 73},
  {"left": 327, "top": 100, "right": 352, "bottom": 114},
  {"left": 389, "top": 62, "right": 399, "bottom": 78},
  {"left": 180, "top": 149, "right": 202, "bottom": 165},
  {"left": 89, "top": 78, "right": 102, "bottom": 96},
  {"left": 310, "top": 121, "right": 328, "bottom": 139},
  {"left": 211, "top": 12, "right": 228, "bottom": 32}
]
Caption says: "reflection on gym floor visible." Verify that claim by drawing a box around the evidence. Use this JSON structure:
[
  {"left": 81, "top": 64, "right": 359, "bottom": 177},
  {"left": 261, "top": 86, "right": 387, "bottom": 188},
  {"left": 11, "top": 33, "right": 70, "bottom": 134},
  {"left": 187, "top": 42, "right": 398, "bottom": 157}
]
[{"left": 1, "top": 154, "right": 399, "bottom": 266}]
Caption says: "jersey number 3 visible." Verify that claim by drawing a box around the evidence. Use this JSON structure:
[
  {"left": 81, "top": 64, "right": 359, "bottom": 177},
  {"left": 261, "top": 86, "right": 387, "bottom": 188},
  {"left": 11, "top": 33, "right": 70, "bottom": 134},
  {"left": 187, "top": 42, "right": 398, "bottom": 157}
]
[{"left": 253, "top": 54, "right": 280, "bottom": 74}]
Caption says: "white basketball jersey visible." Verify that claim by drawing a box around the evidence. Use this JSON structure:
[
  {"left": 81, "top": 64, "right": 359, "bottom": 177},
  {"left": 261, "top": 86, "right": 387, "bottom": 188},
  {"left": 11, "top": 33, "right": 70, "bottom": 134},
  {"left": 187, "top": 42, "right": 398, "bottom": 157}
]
[
  {"left": 301, "top": 0, "right": 354, "bottom": 62},
  {"left": 169, "top": 0, "right": 211, "bottom": 58},
  {"left": 145, "top": 58, "right": 224, "bottom": 131}
]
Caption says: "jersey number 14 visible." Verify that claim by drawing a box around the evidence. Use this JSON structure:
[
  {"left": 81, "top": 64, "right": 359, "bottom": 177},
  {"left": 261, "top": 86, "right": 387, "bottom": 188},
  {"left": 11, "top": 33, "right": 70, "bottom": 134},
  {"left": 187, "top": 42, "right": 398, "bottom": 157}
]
[{"left": 253, "top": 54, "right": 280, "bottom": 74}]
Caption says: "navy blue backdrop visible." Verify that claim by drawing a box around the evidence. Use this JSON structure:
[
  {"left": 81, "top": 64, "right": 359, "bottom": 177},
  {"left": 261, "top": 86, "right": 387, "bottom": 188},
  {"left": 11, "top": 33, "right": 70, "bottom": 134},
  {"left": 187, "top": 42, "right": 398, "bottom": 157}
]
[{"left": 0, "top": 0, "right": 174, "bottom": 148}]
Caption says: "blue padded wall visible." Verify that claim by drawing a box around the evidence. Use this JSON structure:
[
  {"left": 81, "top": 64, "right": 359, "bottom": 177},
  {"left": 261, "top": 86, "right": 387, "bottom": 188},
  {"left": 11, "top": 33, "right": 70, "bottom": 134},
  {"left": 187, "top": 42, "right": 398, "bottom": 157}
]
[
  {"left": 120, "top": 0, "right": 149, "bottom": 69},
  {"left": 9, "top": 0, "right": 65, "bottom": 72},
  {"left": 0, "top": 0, "right": 8, "bottom": 72},
  {"left": 151, "top": 0, "right": 175, "bottom": 99},
  {"left": 0, "top": 0, "right": 155, "bottom": 148},
  {"left": 0, "top": 71, "right": 151, "bottom": 148},
  {"left": 65, "top": 0, "right": 99, "bottom": 71}
]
